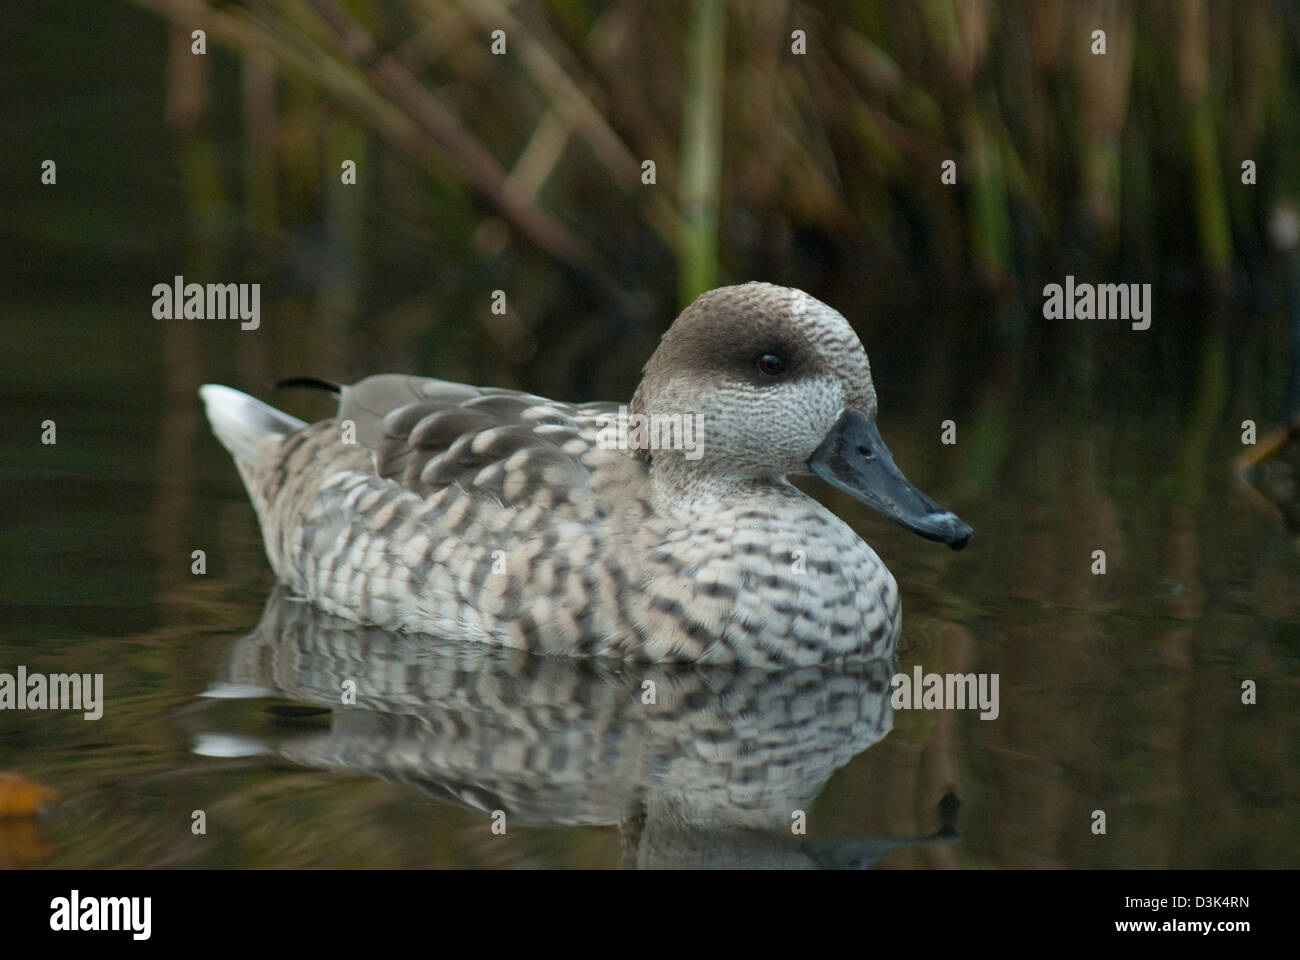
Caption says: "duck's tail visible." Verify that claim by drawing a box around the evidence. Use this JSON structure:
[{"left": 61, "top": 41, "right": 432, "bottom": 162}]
[{"left": 199, "top": 384, "right": 306, "bottom": 475}]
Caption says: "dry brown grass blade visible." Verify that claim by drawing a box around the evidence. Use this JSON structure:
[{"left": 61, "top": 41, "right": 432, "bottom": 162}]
[
  {"left": 432, "top": 0, "right": 688, "bottom": 249},
  {"left": 127, "top": 0, "right": 458, "bottom": 180},
  {"left": 304, "top": 0, "right": 596, "bottom": 270},
  {"left": 127, "top": 0, "right": 600, "bottom": 273}
]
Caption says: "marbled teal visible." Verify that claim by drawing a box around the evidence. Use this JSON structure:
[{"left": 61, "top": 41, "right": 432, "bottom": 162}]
[{"left": 200, "top": 282, "right": 971, "bottom": 667}]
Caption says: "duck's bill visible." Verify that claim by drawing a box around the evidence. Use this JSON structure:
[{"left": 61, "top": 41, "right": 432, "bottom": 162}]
[{"left": 808, "top": 410, "right": 972, "bottom": 550}]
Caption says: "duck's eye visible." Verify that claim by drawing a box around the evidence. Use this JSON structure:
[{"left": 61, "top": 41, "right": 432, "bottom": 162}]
[{"left": 756, "top": 354, "right": 785, "bottom": 376}]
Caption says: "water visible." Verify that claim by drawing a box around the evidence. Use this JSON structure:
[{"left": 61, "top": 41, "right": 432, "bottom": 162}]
[{"left": 3, "top": 308, "right": 1296, "bottom": 867}]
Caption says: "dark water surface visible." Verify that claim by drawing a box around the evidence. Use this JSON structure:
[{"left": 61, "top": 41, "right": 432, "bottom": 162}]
[{"left": 3, "top": 297, "right": 1297, "bottom": 868}]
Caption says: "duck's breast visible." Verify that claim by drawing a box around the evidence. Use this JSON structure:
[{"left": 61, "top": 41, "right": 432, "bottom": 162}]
[{"left": 619, "top": 488, "right": 900, "bottom": 666}]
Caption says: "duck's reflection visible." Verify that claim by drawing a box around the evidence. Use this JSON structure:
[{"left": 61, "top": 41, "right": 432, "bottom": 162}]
[{"left": 197, "top": 588, "right": 956, "bottom": 868}]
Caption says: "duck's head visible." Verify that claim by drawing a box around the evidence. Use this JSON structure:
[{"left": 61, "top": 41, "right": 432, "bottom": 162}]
[{"left": 630, "top": 282, "right": 971, "bottom": 550}]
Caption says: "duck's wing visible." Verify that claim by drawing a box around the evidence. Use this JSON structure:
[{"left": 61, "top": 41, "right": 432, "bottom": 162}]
[{"left": 336, "top": 374, "right": 626, "bottom": 506}]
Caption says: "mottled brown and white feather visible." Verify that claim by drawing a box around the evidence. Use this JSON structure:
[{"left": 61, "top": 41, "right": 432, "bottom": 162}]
[{"left": 201, "top": 283, "right": 904, "bottom": 667}]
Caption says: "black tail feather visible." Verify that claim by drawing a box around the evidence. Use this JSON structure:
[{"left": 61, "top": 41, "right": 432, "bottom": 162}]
[{"left": 271, "top": 376, "right": 342, "bottom": 395}]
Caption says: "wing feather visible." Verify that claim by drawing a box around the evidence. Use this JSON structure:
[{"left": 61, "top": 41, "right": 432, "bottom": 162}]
[{"left": 334, "top": 374, "right": 626, "bottom": 507}]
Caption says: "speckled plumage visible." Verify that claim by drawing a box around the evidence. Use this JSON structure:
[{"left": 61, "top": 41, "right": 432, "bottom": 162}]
[
  {"left": 201, "top": 283, "right": 966, "bottom": 667},
  {"left": 206, "top": 588, "right": 913, "bottom": 868}
]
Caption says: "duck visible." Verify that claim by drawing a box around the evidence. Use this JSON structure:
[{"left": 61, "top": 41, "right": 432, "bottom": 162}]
[{"left": 200, "top": 282, "right": 970, "bottom": 668}]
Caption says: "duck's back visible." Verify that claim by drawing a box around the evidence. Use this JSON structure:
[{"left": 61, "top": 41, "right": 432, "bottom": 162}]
[{"left": 204, "top": 377, "right": 655, "bottom": 646}]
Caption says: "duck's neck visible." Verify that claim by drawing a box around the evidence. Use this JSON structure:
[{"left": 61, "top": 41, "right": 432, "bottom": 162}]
[{"left": 645, "top": 454, "right": 793, "bottom": 514}]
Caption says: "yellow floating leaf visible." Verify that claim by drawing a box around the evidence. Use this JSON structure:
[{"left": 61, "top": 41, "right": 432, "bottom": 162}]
[{"left": 0, "top": 772, "right": 57, "bottom": 819}]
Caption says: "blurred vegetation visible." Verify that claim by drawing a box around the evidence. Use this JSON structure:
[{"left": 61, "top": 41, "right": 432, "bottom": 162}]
[{"left": 91, "top": 0, "right": 1298, "bottom": 408}]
